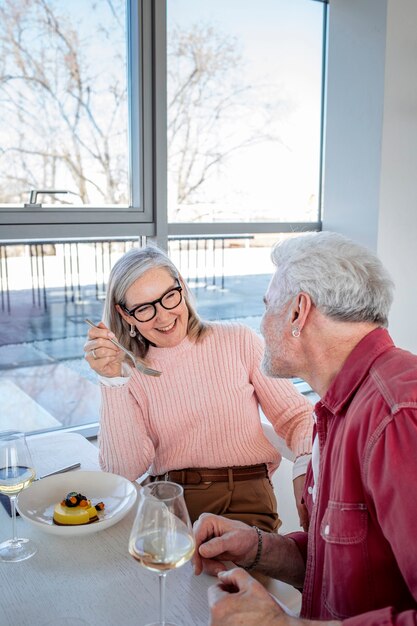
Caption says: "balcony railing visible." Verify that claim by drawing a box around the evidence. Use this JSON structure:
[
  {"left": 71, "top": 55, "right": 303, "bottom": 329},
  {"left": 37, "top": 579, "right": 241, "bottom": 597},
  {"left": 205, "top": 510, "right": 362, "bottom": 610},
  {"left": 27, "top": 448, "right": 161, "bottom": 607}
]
[{"left": 0, "top": 235, "right": 254, "bottom": 315}]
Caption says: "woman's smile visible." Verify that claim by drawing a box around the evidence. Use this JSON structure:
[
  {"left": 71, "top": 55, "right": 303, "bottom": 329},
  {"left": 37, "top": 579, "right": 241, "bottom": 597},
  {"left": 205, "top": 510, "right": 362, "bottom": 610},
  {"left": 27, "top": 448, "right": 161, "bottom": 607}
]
[
  {"left": 121, "top": 267, "right": 189, "bottom": 348},
  {"left": 155, "top": 319, "right": 176, "bottom": 333}
]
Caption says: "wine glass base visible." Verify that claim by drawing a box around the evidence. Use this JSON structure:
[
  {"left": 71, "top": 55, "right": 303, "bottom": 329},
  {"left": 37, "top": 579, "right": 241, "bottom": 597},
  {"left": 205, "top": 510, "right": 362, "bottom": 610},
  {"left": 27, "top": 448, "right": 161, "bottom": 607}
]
[{"left": 0, "top": 537, "right": 37, "bottom": 562}]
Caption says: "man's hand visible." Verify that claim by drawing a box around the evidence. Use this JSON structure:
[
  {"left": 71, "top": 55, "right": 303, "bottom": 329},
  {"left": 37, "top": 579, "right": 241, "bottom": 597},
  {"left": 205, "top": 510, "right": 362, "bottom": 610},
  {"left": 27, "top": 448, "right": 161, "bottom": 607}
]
[
  {"left": 194, "top": 512, "right": 308, "bottom": 588},
  {"left": 209, "top": 569, "right": 342, "bottom": 626},
  {"left": 293, "top": 474, "right": 309, "bottom": 532},
  {"left": 193, "top": 513, "right": 259, "bottom": 576},
  {"left": 208, "top": 568, "right": 285, "bottom": 626}
]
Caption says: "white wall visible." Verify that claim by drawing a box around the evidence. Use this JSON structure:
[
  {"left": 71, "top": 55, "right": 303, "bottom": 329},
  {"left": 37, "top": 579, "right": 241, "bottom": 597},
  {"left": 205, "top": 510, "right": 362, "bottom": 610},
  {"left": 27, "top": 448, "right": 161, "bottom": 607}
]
[
  {"left": 322, "top": 0, "right": 387, "bottom": 250},
  {"left": 377, "top": 0, "right": 417, "bottom": 352},
  {"left": 322, "top": 0, "right": 417, "bottom": 352}
]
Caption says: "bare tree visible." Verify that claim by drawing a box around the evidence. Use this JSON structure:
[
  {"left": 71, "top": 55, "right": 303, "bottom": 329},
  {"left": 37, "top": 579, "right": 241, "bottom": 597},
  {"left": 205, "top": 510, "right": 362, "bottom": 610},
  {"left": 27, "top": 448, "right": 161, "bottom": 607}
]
[
  {"left": 167, "top": 24, "right": 283, "bottom": 220},
  {"left": 0, "top": 0, "right": 127, "bottom": 205},
  {"left": 0, "top": 4, "right": 283, "bottom": 219}
]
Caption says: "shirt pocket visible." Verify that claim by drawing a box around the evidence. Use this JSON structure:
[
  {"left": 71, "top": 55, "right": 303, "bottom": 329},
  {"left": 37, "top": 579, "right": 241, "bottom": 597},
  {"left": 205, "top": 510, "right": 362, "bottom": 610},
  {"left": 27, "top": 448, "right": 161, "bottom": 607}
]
[{"left": 320, "top": 501, "right": 373, "bottom": 619}]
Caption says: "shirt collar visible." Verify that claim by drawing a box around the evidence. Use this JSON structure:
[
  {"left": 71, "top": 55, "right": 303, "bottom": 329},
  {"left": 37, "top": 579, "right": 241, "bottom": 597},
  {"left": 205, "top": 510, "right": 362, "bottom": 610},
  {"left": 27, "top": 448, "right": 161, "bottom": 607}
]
[{"left": 317, "top": 327, "right": 395, "bottom": 417}]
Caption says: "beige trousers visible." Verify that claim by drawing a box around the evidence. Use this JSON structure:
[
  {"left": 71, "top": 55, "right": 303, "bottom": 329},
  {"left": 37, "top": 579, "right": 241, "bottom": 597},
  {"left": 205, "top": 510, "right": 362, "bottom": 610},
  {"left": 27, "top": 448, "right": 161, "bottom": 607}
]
[{"left": 182, "top": 475, "right": 281, "bottom": 533}]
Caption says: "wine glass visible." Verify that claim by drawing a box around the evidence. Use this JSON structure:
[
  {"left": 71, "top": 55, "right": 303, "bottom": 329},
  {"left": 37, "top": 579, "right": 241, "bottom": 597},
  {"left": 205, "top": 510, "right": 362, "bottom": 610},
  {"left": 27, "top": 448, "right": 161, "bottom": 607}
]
[
  {"left": 0, "top": 431, "right": 37, "bottom": 562},
  {"left": 129, "top": 481, "right": 195, "bottom": 626}
]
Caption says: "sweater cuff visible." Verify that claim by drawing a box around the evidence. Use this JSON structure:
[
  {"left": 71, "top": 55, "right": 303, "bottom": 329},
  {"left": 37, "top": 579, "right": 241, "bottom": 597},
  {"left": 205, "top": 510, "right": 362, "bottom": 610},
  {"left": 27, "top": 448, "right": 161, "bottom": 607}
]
[
  {"left": 292, "top": 453, "right": 312, "bottom": 480},
  {"left": 291, "top": 435, "right": 313, "bottom": 460},
  {"left": 99, "top": 362, "right": 132, "bottom": 386}
]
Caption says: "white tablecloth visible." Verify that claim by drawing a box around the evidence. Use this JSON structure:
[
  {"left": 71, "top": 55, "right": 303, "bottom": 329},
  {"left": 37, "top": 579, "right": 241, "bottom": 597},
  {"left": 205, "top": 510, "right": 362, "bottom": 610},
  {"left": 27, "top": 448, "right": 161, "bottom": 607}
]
[{"left": 0, "top": 430, "right": 300, "bottom": 625}]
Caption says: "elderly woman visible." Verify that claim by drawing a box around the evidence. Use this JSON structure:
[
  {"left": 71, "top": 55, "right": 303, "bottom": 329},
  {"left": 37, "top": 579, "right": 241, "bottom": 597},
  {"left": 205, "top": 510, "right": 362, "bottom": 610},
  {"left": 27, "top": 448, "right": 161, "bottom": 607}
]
[{"left": 84, "top": 245, "right": 313, "bottom": 532}]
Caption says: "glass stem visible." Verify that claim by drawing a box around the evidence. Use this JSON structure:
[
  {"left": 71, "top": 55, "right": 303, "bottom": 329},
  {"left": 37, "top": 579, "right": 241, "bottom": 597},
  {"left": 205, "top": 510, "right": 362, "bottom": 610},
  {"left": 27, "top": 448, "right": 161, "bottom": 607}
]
[
  {"left": 10, "top": 495, "right": 18, "bottom": 543},
  {"left": 158, "top": 572, "right": 167, "bottom": 626}
]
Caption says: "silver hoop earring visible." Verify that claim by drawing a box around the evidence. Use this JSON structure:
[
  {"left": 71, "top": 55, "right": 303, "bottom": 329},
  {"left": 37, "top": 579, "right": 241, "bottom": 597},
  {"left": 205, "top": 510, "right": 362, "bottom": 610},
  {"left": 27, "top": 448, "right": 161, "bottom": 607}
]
[
  {"left": 292, "top": 327, "right": 301, "bottom": 338},
  {"left": 129, "top": 324, "right": 137, "bottom": 338}
]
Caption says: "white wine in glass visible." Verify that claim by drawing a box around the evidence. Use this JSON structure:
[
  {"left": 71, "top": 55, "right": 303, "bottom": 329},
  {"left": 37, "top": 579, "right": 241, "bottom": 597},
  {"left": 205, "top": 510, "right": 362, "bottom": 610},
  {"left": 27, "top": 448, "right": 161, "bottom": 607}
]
[
  {"left": 0, "top": 431, "right": 37, "bottom": 562},
  {"left": 129, "top": 481, "right": 195, "bottom": 626}
]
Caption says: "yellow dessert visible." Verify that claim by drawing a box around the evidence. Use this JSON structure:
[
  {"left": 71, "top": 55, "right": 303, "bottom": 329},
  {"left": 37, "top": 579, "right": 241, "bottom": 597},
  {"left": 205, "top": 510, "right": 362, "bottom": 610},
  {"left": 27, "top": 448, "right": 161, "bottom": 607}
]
[{"left": 53, "top": 491, "right": 105, "bottom": 526}]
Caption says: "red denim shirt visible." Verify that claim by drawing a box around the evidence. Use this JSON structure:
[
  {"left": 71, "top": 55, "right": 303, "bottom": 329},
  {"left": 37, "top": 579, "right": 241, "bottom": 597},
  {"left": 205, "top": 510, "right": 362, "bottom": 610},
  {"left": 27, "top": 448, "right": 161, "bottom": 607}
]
[{"left": 289, "top": 328, "right": 417, "bottom": 624}]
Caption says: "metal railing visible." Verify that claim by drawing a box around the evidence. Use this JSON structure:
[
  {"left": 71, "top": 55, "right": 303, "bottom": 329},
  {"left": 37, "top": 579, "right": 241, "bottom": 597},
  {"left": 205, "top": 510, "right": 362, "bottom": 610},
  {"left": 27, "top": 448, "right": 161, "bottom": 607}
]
[{"left": 0, "top": 235, "right": 254, "bottom": 313}]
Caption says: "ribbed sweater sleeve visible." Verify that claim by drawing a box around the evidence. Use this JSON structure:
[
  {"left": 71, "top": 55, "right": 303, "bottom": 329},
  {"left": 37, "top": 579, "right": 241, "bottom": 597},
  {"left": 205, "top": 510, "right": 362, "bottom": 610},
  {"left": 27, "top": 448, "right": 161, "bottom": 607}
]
[
  {"left": 99, "top": 382, "right": 155, "bottom": 480},
  {"left": 98, "top": 323, "right": 313, "bottom": 480}
]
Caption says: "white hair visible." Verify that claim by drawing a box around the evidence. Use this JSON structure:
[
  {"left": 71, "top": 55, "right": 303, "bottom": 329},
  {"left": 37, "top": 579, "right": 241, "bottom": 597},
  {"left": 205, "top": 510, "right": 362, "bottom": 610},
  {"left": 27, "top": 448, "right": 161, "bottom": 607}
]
[{"left": 270, "top": 232, "right": 394, "bottom": 326}]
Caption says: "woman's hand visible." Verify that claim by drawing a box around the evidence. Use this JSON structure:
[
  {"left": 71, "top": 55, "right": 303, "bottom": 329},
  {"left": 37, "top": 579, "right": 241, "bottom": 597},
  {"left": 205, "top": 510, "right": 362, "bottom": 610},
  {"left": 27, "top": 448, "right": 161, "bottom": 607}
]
[
  {"left": 84, "top": 321, "right": 126, "bottom": 378},
  {"left": 293, "top": 474, "right": 309, "bottom": 532}
]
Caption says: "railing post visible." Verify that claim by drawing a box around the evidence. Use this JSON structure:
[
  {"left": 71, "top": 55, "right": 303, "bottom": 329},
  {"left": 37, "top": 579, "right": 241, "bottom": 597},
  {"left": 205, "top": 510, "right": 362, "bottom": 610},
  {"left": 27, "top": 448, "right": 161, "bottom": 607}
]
[
  {"left": 0, "top": 245, "right": 10, "bottom": 314},
  {"left": 40, "top": 244, "right": 47, "bottom": 310},
  {"left": 30, "top": 244, "right": 36, "bottom": 306},
  {"left": 94, "top": 242, "right": 99, "bottom": 300},
  {"left": 221, "top": 239, "right": 225, "bottom": 290}
]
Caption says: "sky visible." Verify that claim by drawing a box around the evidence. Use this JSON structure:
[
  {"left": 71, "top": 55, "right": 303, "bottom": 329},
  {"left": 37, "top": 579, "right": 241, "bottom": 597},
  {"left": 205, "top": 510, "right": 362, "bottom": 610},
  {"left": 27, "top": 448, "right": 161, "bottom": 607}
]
[
  {"left": 0, "top": 0, "right": 325, "bottom": 220},
  {"left": 166, "top": 0, "right": 325, "bottom": 222}
]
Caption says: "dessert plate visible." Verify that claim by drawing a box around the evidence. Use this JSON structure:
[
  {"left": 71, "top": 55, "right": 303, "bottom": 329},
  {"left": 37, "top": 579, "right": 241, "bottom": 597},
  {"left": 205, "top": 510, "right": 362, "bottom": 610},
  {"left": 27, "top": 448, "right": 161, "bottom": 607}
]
[{"left": 16, "top": 470, "right": 137, "bottom": 537}]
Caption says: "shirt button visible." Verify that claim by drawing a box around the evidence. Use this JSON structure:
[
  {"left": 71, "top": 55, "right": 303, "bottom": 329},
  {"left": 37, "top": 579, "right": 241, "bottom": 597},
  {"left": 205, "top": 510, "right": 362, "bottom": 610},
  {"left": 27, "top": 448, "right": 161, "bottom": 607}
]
[
  {"left": 324, "top": 524, "right": 330, "bottom": 535},
  {"left": 307, "top": 486, "right": 313, "bottom": 495}
]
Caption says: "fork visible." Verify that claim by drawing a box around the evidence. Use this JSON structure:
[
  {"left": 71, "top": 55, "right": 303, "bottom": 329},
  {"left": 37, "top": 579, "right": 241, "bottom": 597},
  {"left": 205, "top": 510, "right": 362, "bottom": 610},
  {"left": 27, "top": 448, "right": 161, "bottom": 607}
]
[
  {"left": 85, "top": 319, "right": 162, "bottom": 377},
  {"left": 36, "top": 463, "right": 81, "bottom": 480}
]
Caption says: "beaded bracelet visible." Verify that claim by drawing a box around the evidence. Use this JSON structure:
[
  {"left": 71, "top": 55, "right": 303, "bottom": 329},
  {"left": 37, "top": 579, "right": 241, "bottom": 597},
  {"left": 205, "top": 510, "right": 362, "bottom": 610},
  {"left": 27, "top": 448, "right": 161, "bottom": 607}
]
[{"left": 244, "top": 525, "right": 263, "bottom": 571}]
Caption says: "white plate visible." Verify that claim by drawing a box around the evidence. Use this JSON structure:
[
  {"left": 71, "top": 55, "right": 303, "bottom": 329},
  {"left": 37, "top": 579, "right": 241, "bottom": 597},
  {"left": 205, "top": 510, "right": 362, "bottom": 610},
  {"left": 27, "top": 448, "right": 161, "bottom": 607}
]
[{"left": 16, "top": 471, "right": 137, "bottom": 537}]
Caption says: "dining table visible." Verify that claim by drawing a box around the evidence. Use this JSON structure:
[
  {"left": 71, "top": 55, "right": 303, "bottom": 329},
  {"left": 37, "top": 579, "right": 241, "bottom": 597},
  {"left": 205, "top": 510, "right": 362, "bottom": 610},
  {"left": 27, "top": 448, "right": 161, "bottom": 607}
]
[{"left": 0, "top": 431, "right": 301, "bottom": 626}]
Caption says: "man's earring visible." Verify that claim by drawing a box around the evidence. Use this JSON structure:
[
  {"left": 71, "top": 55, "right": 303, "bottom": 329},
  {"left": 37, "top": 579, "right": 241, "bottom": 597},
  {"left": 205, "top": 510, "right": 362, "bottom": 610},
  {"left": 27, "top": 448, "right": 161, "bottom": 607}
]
[
  {"left": 292, "top": 327, "right": 301, "bottom": 338},
  {"left": 129, "top": 324, "right": 137, "bottom": 338}
]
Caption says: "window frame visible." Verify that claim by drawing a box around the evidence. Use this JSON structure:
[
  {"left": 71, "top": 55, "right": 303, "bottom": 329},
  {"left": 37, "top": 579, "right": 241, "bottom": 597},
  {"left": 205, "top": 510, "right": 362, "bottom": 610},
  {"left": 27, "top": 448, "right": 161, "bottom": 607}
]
[
  {"left": 0, "top": 0, "right": 326, "bottom": 243},
  {"left": 0, "top": 0, "right": 156, "bottom": 240},
  {"left": 164, "top": 0, "right": 327, "bottom": 242},
  {"left": 0, "top": 0, "right": 326, "bottom": 439}
]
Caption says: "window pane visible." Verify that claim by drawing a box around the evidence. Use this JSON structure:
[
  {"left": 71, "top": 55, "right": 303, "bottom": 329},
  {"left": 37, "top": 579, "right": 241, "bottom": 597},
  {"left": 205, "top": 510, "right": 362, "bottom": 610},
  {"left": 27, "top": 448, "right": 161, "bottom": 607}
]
[
  {"left": 0, "top": 239, "right": 138, "bottom": 435},
  {"left": 0, "top": 0, "right": 129, "bottom": 207},
  {"left": 0, "top": 234, "right": 297, "bottom": 435},
  {"left": 167, "top": 0, "right": 324, "bottom": 223}
]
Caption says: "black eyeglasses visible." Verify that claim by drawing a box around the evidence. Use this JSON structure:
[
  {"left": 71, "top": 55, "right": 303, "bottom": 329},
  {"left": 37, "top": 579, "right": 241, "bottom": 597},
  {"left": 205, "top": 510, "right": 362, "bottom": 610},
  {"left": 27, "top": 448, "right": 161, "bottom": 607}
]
[{"left": 121, "top": 281, "right": 183, "bottom": 323}]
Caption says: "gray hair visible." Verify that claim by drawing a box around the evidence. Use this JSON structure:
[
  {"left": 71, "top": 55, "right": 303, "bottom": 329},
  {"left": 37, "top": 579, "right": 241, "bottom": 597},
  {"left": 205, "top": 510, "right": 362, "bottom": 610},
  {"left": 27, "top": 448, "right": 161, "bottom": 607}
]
[
  {"left": 103, "top": 244, "right": 210, "bottom": 358},
  {"left": 270, "top": 232, "right": 394, "bottom": 326}
]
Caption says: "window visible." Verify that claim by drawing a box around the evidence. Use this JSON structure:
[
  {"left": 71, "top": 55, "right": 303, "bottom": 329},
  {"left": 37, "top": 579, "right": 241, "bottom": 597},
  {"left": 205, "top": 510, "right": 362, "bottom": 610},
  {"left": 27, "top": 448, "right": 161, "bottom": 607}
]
[
  {"left": 167, "top": 0, "right": 325, "bottom": 231},
  {"left": 0, "top": 0, "right": 326, "bottom": 436},
  {"left": 0, "top": 0, "right": 155, "bottom": 238},
  {"left": 1, "top": 0, "right": 129, "bottom": 206}
]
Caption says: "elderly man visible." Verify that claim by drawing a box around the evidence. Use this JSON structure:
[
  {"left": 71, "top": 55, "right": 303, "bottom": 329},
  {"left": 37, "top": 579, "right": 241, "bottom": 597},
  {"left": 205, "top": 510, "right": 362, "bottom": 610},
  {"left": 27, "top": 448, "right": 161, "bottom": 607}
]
[{"left": 193, "top": 232, "right": 417, "bottom": 625}]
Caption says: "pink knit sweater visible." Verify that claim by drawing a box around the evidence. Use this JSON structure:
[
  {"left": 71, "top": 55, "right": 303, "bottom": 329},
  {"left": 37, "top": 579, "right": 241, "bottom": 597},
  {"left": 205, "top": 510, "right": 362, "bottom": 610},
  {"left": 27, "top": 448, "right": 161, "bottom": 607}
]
[{"left": 98, "top": 323, "right": 313, "bottom": 480}]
